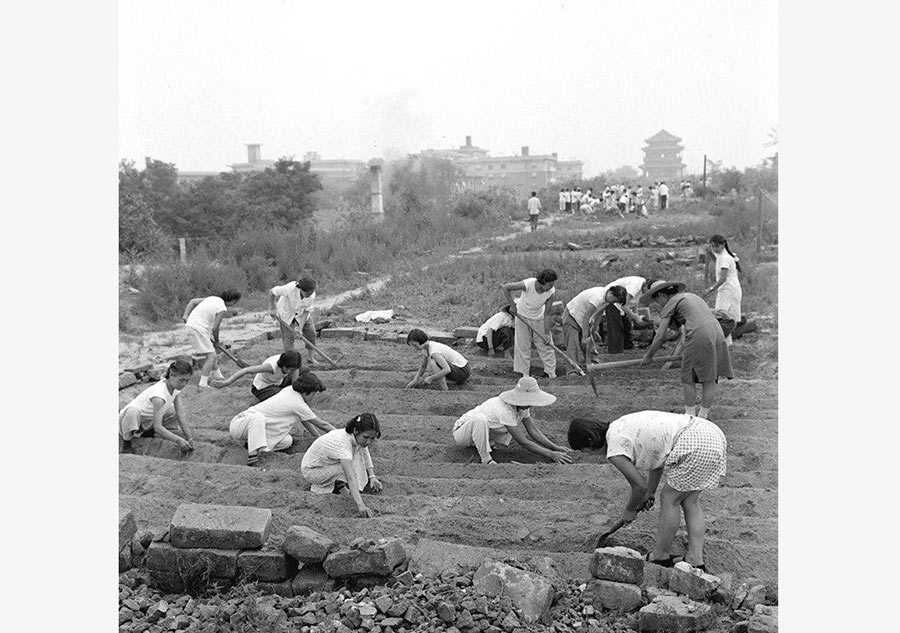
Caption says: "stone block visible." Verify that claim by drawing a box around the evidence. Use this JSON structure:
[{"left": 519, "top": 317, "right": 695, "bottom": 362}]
[
  {"left": 119, "top": 372, "right": 138, "bottom": 389},
  {"left": 146, "top": 542, "right": 179, "bottom": 571},
  {"left": 638, "top": 595, "right": 714, "bottom": 632},
  {"left": 668, "top": 562, "right": 721, "bottom": 601},
  {"left": 176, "top": 547, "right": 240, "bottom": 579},
  {"left": 583, "top": 579, "right": 643, "bottom": 613},
  {"left": 453, "top": 327, "right": 479, "bottom": 339},
  {"left": 323, "top": 538, "right": 408, "bottom": 577},
  {"left": 291, "top": 565, "right": 335, "bottom": 595},
  {"left": 238, "top": 548, "right": 297, "bottom": 582},
  {"left": 425, "top": 330, "right": 458, "bottom": 344},
  {"left": 748, "top": 605, "right": 778, "bottom": 633},
  {"left": 125, "top": 363, "right": 152, "bottom": 375},
  {"left": 169, "top": 503, "right": 272, "bottom": 550},
  {"left": 282, "top": 525, "right": 334, "bottom": 563},
  {"left": 120, "top": 507, "right": 138, "bottom": 551},
  {"left": 472, "top": 560, "right": 554, "bottom": 624},
  {"left": 589, "top": 547, "right": 644, "bottom": 584}
]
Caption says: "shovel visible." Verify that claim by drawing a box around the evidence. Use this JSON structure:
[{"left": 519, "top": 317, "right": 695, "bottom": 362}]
[
  {"left": 594, "top": 519, "right": 627, "bottom": 548},
  {"left": 513, "top": 313, "right": 598, "bottom": 396}
]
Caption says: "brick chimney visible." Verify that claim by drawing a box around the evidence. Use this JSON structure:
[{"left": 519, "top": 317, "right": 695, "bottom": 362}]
[
  {"left": 522, "top": 146, "right": 529, "bottom": 157},
  {"left": 246, "top": 144, "right": 261, "bottom": 164}
]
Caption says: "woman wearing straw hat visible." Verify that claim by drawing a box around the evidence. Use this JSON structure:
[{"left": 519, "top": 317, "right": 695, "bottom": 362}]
[
  {"left": 451, "top": 377, "right": 573, "bottom": 465},
  {"left": 640, "top": 281, "right": 733, "bottom": 419}
]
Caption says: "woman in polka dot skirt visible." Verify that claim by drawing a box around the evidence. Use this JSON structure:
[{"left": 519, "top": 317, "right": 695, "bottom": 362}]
[{"left": 567, "top": 410, "right": 727, "bottom": 572}]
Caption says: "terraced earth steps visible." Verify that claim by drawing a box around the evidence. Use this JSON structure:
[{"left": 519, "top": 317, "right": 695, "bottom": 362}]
[{"left": 120, "top": 317, "right": 779, "bottom": 594}]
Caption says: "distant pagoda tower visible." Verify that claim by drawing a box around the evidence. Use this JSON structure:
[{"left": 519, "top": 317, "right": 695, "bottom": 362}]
[{"left": 640, "top": 130, "right": 687, "bottom": 182}]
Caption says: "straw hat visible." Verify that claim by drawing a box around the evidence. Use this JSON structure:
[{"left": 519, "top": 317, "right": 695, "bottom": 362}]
[
  {"left": 638, "top": 280, "right": 686, "bottom": 306},
  {"left": 499, "top": 376, "right": 557, "bottom": 407}
]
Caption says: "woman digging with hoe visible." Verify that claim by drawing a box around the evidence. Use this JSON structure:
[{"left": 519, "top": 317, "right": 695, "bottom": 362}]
[
  {"left": 567, "top": 410, "right": 727, "bottom": 571},
  {"left": 640, "top": 280, "right": 733, "bottom": 419}
]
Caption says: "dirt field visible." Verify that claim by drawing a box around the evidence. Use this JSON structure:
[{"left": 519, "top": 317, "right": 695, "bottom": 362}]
[{"left": 119, "top": 313, "right": 778, "bottom": 593}]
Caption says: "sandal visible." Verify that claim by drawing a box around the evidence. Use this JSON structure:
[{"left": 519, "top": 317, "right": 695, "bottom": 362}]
[{"left": 645, "top": 553, "right": 677, "bottom": 567}]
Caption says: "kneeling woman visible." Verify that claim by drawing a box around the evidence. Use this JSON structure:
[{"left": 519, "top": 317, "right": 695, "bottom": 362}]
[
  {"left": 229, "top": 370, "right": 335, "bottom": 466},
  {"left": 453, "top": 377, "right": 573, "bottom": 464},
  {"left": 568, "top": 411, "right": 726, "bottom": 571},
  {"left": 405, "top": 329, "right": 470, "bottom": 390},
  {"left": 301, "top": 413, "right": 383, "bottom": 518},
  {"left": 212, "top": 350, "right": 303, "bottom": 401}
]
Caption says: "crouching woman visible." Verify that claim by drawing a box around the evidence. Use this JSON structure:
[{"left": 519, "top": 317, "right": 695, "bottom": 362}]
[
  {"left": 567, "top": 411, "right": 727, "bottom": 571},
  {"left": 301, "top": 413, "right": 383, "bottom": 518},
  {"left": 452, "top": 377, "right": 573, "bottom": 465}
]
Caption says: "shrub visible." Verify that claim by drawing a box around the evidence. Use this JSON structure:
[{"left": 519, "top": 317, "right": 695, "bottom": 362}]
[{"left": 135, "top": 260, "right": 248, "bottom": 323}]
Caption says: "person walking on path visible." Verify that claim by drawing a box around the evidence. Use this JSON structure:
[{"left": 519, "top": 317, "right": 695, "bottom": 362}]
[
  {"left": 658, "top": 181, "right": 670, "bottom": 210},
  {"left": 182, "top": 290, "right": 242, "bottom": 388},
  {"left": 301, "top": 413, "right": 383, "bottom": 518},
  {"left": 475, "top": 304, "right": 516, "bottom": 356},
  {"left": 453, "top": 377, "right": 573, "bottom": 464},
  {"left": 405, "top": 329, "right": 471, "bottom": 390},
  {"left": 211, "top": 350, "right": 303, "bottom": 401},
  {"left": 702, "top": 235, "right": 742, "bottom": 346},
  {"left": 567, "top": 411, "right": 727, "bottom": 571},
  {"left": 228, "top": 370, "right": 335, "bottom": 466},
  {"left": 269, "top": 277, "right": 319, "bottom": 361},
  {"left": 502, "top": 269, "right": 559, "bottom": 378},
  {"left": 119, "top": 358, "right": 195, "bottom": 454},
  {"left": 640, "top": 281, "right": 733, "bottom": 419},
  {"left": 527, "top": 191, "right": 542, "bottom": 232}
]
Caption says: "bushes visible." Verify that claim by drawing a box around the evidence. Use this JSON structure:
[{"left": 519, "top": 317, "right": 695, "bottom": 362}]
[{"left": 135, "top": 260, "right": 248, "bottom": 323}]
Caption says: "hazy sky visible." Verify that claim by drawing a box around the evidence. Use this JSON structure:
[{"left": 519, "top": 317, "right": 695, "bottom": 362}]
[{"left": 119, "top": 0, "right": 777, "bottom": 176}]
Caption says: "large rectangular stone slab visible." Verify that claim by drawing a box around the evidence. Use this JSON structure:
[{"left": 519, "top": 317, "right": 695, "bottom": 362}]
[
  {"left": 323, "top": 538, "right": 408, "bottom": 577},
  {"left": 583, "top": 578, "right": 643, "bottom": 613},
  {"left": 238, "top": 548, "right": 297, "bottom": 582},
  {"left": 319, "top": 327, "right": 366, "bottom": 340},
  {"left": 147, "top": 541, "right": 239, "bottom": 579},
  {"left": 590, "top": 547, "right": 644, "bottom": 584},
  {"left": 169, "top": 503, "right": 271, "bottom": 550}
]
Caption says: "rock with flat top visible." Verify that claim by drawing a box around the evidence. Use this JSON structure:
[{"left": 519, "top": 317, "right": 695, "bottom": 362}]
[{"left": 169, "top": 503, "right": 271, "bottom": 550}]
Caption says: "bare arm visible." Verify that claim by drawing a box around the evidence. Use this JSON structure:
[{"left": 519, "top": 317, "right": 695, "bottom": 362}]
[
  {"left": 214, "top": 364, "right": 272, "bottom": 388},
  {"left": 507, "top": 423, "right": 572, "bottom": 464},
  {"left": 607, "top": 455, "right": 652, "bottom": 521},
  {"left": 584, "top": 303, "right": 605, "bottom": 344},
  {"left": 298, "top": 416, "right": 336, "bottom": 437},
  {"left": 521, "top": 416, "right": 572, "bottom": 454},
  {"left": 642, "top": 315, "right": 672, "bottom": 363},
  {"left": 405, "top": 352, "right": 430, "bottom": 388},
  {"left": 423, "top": 353, "right": 451, "bottom": 384},
  {"left": 172, "top": 395, "right": 194, "bottom": 449},
  {"left": 182, "top": 298, "right": 203, "bottom": 322},
  {"left": 150, "top": 397, "right": 190, "bottom": 450},
  {"left": 501, "top": 281, "right": 526, "bottom": 313},
  {"left": 210, "top": 310, "right": 227, "bottom": 344},
  {"left": 340, "top": 459, "right": 374, "bottom": 517},
  {"left": 704, "top": 267, "right": 729, "bottom": 296}
]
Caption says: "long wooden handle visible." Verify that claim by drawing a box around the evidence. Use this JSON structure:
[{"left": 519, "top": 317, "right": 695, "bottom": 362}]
[
  {"left": 587, "top": 354, "right": 681, "bottom": 371},
  {"left": 275, "top": 316, "right": 337, "bottom": 366},
  {"left": 595, "top": 519, "right": 626, "bottom": 548},
  {"left": 214, "top": 343, "right": 249, "bottom": 369},
  {"left": 514, "top": 313, "right": 585, "bottom": 376}
]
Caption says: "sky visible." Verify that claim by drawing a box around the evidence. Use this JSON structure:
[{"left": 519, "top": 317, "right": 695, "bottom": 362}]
[{"left": 119, "top": 0, "right": 777, "bottom": 177}]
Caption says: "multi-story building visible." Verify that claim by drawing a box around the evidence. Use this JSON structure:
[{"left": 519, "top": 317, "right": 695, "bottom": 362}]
[
  {"left": 639, "top": 130, "right": 687, "bottom": 183},
  {"left": 226, "top": 145, "right": 366, "bottom": 186},
  {"left": 422, "top": 136, "right": 583, "bottom": 199}
]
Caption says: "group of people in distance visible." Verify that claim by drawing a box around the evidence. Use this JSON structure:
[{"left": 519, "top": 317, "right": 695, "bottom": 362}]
[
  {"left": 552, "top": 181, "right": 676, "bottom": 223},
  {"left": 118, "top": 233, "right": 744, "bottom": 570}
]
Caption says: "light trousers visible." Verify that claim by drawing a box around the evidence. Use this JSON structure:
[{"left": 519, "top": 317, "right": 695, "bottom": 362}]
[
  {"left": 513, "top": 314, "right": 556, "bottom": 377},
  {"left": 229, "top": 410, "right": 293, "bottom": 454}
]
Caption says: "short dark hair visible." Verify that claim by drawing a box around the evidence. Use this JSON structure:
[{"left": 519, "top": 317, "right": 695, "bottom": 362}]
[
  {"left": 297, "top": 277, "right": 317, "bottom": 293},
  {"left": 277, "top": 351, "right": 302, "bottom": 370},
  {"left": 345, "top": 412, "right": 381, "bottom": 438},
  {"left": 406, "top": 329, "right": 428, "bottom": 345},
  {"left": 220, "top": 289, "right": 242, "bottom": 303},
  {"left": 166, "top": 358, "right": 194, "bottom": 378},
  {"left": 567, "top": 418, "right": 610, "bottom": 450},
  {"left": 536, "top": 269, "right": 558, "bottom": 285},
  {"left": 292, "top": 370, "right": 325, "bottom": 394},
  {"left": 531, "top": 191, "right": 537, "bottom": 196},
  {"left": 606, "top": 285, "right": 627, "bottom": 304}
]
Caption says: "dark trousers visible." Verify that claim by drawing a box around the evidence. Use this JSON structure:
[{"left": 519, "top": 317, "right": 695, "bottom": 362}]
[
  {"left": 476, "top": 326, "right": 514, "bottom": 353},
  {"left": 600, "top": 305, "right": 633, "bottom": 354},
  {"left": 251, "top": 376, "right": 292, "bottom": 402}
]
